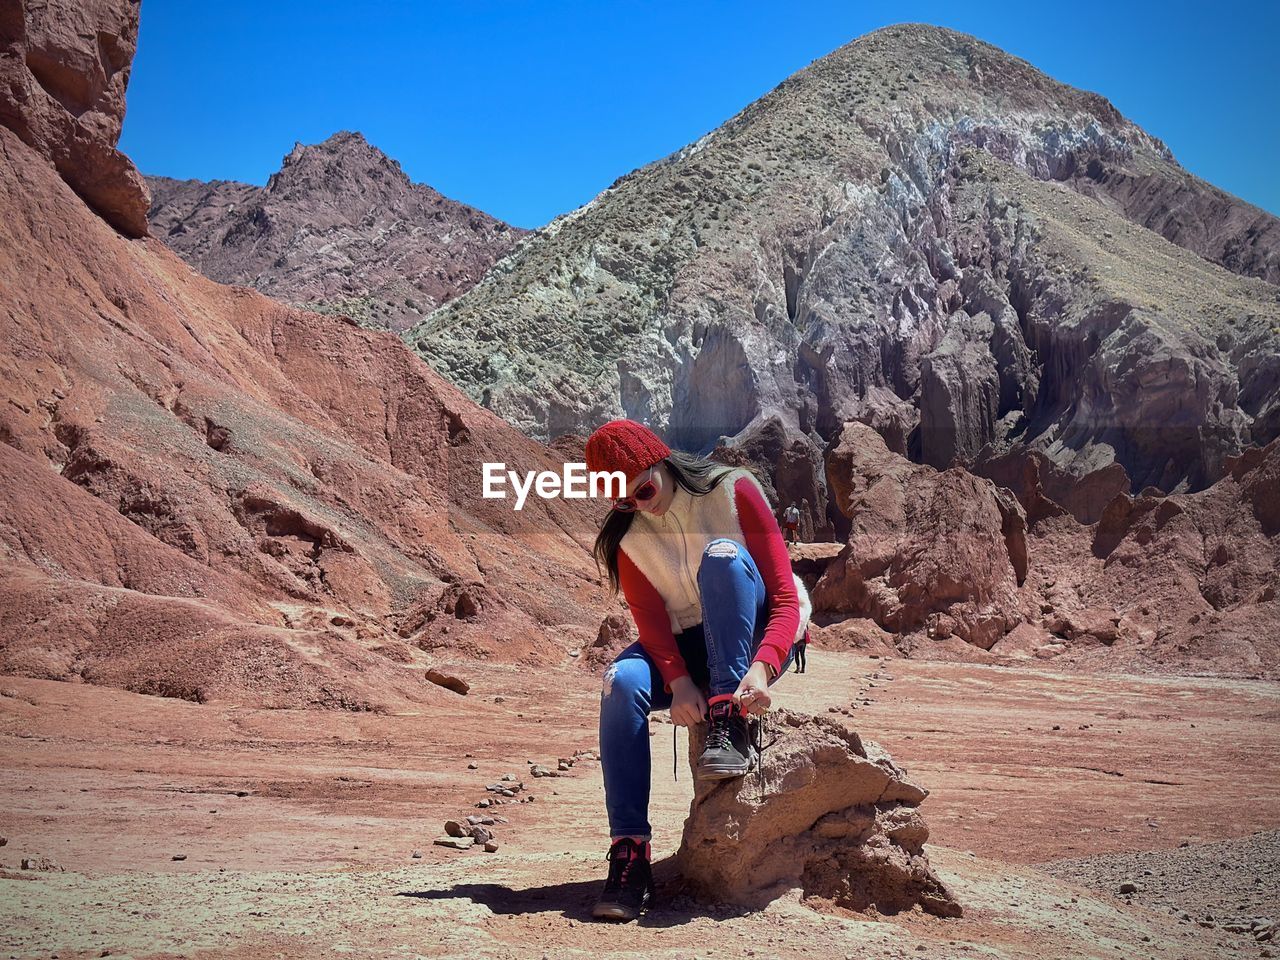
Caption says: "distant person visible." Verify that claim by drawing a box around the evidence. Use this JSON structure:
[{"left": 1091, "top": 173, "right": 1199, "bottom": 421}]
[
  {"left": 793, "top": 630, "right": 808, "bottom": 674},
  {"left": 782, "top": 502, "right": 801, "bottom": 543},
  {"left": 584, "top": 419, "right": 811, "bottom": 922}
]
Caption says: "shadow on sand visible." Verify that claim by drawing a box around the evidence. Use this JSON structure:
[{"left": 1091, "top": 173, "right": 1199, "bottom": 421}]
[{"left": 397, "top": 857, "right": 708, "bottom": 928}]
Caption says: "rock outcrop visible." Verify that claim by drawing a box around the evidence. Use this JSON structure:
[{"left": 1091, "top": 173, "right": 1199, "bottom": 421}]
[
  {"left": 0, "top": 0, "right": 150, "bottom": 236},
  {"left": 972, "top": 445, "right": 1130, "bottom": 525},
  {"left": 1069, "top": 437, "right": 1280, "bottom": 677},
  {"left": 710, "top": 416, "right": 836, "bottom": 542},
  {"left": 677, "top": 710, "right": 961, "bottom": 917},
  {"left": 146, "top": 132, "right": 526, "bottom": 332},
  {"left": 811, "top": 421, "right": 1280, "bottom": 678},
  {"left": 814, "top": 422, "right": 1030, "bottom": 650},
  {"left": 408, "top": 24, "right": 1280, "bottom": 501}
]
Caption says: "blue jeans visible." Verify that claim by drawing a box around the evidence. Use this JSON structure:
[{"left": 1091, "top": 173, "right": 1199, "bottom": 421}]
[{"left": 598, "top": 537, "right": 794, "bottom": 840}]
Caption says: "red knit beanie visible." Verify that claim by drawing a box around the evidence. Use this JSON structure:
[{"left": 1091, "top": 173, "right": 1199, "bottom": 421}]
[{"left": 584, "top": 419, "right": 671, "bottom": 479}]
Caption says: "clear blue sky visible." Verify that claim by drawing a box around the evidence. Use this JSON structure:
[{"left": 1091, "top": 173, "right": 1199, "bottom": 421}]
[{"left": 121, "top": 0, "right": 1279, "bottom": 229}]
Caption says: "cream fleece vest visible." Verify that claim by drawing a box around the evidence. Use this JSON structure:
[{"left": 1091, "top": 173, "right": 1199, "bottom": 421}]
[{"left": 619, "top": 467, "right": 812, "bottom": 642}]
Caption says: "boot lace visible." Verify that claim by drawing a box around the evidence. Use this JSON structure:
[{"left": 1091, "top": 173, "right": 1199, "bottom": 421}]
[{"left": 705, "top": 701, "right": 736, "bottom": 751}]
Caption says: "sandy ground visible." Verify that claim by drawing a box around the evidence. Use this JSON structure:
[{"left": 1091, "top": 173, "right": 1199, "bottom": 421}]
[{"left": 2, "top": 650, "right": 1278, "bottom": 959}]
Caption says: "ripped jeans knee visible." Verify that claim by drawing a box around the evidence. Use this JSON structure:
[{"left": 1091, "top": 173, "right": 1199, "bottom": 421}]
[
  {"left": 703, "top": 537, "right": 741, "bottom": 560},
  {"left": 601, "top": 655, "right": 650, "bottom": 709}
]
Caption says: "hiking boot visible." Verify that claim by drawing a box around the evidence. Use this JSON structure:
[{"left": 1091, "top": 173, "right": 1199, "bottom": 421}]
[
  {"left": 697, "top": 697, "right": 756, "bottom": 780},
  {"left": 591, "top": 837, "right": 653, "bottom": 922}
]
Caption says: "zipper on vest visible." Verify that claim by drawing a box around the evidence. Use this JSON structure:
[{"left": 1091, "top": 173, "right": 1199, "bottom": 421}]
[{"left": 667, "top": 508, "right": 700, "bottom": 610}]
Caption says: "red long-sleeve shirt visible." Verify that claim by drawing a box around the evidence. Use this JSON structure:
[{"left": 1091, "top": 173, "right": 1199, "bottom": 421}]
[{"left": 617, "top": 475, "right": 800, "bottom": 689}]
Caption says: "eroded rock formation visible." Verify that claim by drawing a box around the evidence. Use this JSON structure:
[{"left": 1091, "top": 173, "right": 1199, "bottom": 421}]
[
  {"left": 814, "top": 422, "right": 1031, "bottom": 649},
  {"left": 710, "top": 416, "right": 836, "bottom": 542},
  {"left": 677, "top": 710, "right": 960, "bottom": 917},
  {"left": 812, "top": 422, "right": 1280, "bottom": 677}
]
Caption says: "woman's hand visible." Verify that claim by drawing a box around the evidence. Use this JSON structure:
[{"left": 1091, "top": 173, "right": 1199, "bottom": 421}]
[
  {"left": 669, "top": 675, "right": 708, "bottom": 727},
  {"left": 733, "top": 662, "right": 773, "bottom": 717}
]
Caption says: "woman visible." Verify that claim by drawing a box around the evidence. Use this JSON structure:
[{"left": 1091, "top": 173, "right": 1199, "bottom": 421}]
[{"left": 585, "top": 419, "right": 811, "bottom": 922}]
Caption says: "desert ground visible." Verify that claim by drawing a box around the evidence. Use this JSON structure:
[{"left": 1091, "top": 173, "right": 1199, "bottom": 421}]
[{"left": 3, "top": 649, "right": 1277, "bottom": 960}]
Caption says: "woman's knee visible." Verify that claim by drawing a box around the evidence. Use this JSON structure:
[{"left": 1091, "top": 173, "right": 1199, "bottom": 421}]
[{"left": 601, "top": 652, "right": 652, "bottom": 709}]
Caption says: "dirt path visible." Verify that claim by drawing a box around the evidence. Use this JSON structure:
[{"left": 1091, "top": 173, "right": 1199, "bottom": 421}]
[{"left": 2, "top": 651, "right": 1277, "bottom": 958}]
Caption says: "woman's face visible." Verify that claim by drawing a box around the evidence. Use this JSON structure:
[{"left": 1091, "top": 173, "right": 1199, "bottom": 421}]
[{"left": 627, "top": 462, "right": 676, "bottom": 516}]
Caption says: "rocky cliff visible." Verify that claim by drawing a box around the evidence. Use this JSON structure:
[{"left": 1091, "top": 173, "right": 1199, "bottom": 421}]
[
  {"left": 408, "top": 24, "right": 1280, "bottom": 500},
  {"left": 0, "top": 0, "right": 150, "bottom": 235},
  {"left": 146, "top": 132, "right": 526, "bottom": 332}
]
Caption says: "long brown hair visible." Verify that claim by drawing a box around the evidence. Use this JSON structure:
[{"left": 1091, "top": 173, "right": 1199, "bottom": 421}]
[{"left": 592, "top": 450, "right": 740, "bottom": 591}]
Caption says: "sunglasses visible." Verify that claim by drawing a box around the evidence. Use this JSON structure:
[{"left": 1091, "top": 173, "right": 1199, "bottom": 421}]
[{"left": 612, "top": 469, "right": 659, "bottom": 512}]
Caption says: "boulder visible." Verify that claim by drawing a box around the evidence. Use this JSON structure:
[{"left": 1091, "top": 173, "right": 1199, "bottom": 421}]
[
  {"left": 675, "top": 710, "right": 960, "bottom": 917},
  {"left": 580, "top": 611, "right": 635, "bottom": 672},
  {"left": 789, "top": 541, "right": 845, "bottom": 593},
  {"left": 424, "top": 667, "right": 470, "bottom": 696}
]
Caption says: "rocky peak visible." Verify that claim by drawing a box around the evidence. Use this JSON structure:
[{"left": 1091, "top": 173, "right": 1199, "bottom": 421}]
[
  {"left": 268, "top": 131, "right": 418, "bottom": 203},
  {"left": 147, "top": 131, "right": 526, "bottom": 332}
]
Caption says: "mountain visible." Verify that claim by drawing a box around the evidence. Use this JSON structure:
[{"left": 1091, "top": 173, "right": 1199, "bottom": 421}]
[
  {"left": 146, "top": 132, "right": 526, "bottom": 332},
  {"left": 2, "top": 0, "right": 1275, "bottom": 702},
  {"left": 407, "top": 24, "right": 1280, "bottom": 500},
  {"left": 0, "top": 1, "right": 607, "bottom": 708}
]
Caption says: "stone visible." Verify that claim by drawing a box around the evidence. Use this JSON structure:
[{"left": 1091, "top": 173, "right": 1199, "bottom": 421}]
[
  {"left": 0, "top": 0, "right": 151, "bottom": 236},
  {"left": 971, "top": 446, "right": 1129, "bottom": 525},
  {"left": 483, "top": 840, "right": 499, "bottom": 853},
  {"left": 433, "top": 837, "right": 474, "bottom": 851},
  {"left": 443, "top": 820, "right": 465, "bottom": 838},
  {"left": 468, "top": 826, "right": 493, "bottom": 843},
  {"left": 814, "top": 422, "right": 1030, "bottom": 649},
  {"left": 581, "top": 612, "right": 634, "bottom": 671},
  {"left": 20, "top": 855, "right": 64, "bottom": 871},
  {"left": 425, "top": 668, "right": 469, "bottom": 696}
]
